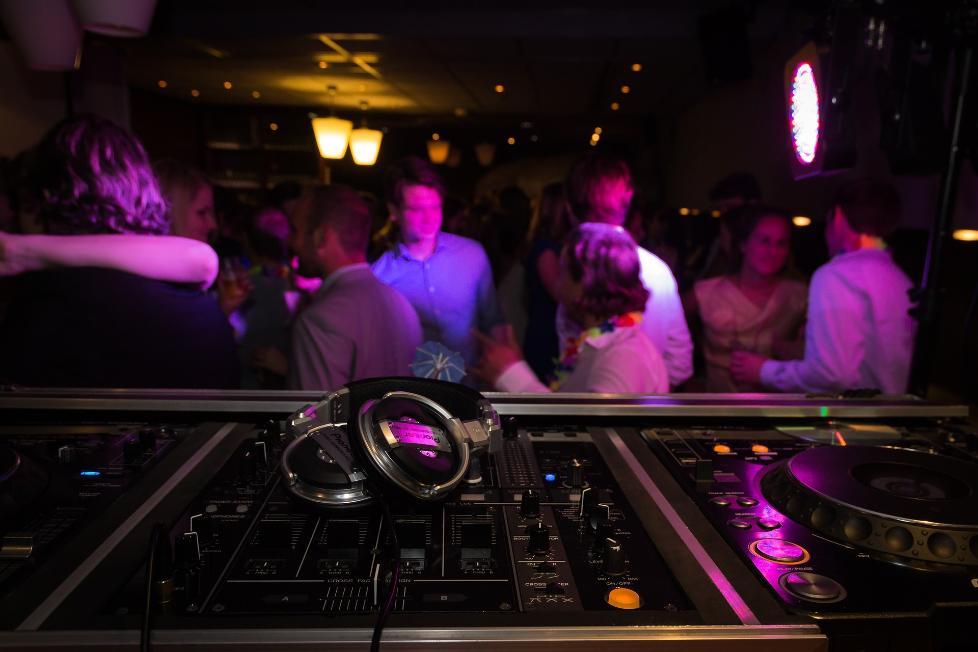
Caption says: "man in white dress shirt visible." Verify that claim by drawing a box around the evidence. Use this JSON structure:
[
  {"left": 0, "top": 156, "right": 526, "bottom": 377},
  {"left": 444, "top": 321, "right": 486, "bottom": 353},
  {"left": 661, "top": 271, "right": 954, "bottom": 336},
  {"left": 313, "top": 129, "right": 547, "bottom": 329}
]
[
  {"left": 559, "top": 153, "right": 693, "bottom": 387},
  {"left": 730, "top": 179, "right": 915, "bottom": 394}
]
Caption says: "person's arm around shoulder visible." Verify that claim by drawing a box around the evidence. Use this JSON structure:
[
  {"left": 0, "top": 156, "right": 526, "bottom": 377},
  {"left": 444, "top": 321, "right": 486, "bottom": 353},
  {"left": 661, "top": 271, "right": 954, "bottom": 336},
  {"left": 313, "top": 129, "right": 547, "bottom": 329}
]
[
  {"left": 760, "top": 267, "right": 863, "bottom": 392},
  {"left": 0, "top": 232, "right": 218, "bottom": 289}
]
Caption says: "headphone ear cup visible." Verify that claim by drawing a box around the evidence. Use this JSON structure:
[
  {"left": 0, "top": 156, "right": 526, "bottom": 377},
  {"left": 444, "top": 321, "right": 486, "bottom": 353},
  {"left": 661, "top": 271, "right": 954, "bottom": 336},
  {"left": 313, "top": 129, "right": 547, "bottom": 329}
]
[
  {"left": 345, "top": 377, "right": 484, "bottom": 423},
  {"left": 280, "top": 424, "right": 374, "bottom": 508}
]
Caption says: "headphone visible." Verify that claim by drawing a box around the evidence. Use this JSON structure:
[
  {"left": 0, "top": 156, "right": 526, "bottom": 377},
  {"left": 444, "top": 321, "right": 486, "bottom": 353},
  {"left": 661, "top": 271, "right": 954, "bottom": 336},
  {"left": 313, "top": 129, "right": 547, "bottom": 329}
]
[{"left": 280, "top": 377, "right": 500, "bottom": 507}]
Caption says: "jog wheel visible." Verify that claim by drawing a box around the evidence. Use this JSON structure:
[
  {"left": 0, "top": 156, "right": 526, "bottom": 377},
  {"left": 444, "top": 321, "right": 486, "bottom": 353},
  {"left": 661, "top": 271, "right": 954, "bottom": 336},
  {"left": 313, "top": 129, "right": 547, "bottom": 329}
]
[{"left": 761, "top": 445, "right": 978, "bottom": 566}]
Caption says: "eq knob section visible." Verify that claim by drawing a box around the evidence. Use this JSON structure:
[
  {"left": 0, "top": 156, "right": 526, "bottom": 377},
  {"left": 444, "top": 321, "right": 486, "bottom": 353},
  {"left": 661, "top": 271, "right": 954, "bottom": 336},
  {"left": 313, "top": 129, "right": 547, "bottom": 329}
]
[
  {"left": 520, "top": 489, "right": 541, "bottom": 519},
  {"left": 506, "top": 506, "right": 582, "bottom": 611}
]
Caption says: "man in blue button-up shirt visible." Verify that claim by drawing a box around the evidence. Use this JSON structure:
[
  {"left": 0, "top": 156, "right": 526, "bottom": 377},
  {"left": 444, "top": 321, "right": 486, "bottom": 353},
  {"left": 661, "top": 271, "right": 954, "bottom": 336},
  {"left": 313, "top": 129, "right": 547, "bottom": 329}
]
[{"left": 372, "top": 157, "right": 506, "bottom": 367}]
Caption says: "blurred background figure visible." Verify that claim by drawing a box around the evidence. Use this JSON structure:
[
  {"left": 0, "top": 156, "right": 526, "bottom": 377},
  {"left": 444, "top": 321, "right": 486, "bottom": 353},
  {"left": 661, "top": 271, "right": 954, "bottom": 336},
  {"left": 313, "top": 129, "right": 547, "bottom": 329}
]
[
  {"left": 474, "top": 224, "right": 668, "bottom": 393},
  {"left": 694, "top": 172, "right": 763, "bottom": 280},
  {"left": 288, "top": 184, "right": 422, "bottom": 391},
  {"left": 154, "top": 159, "right": 217, "bottom": 243},
  {"left": 523, "top": 182, "right": 576, "bottom": 381},
  {"left": 0, "top": 114, "right": 237, "bottom": 388},
  {"left": 731, "top": 180, "right": 914, "bottom": 394},
  {"left": 687, "top": 205, "right": 807, "bottom": 391},
  {"left": 562, "top": 153, "right": 693, "bottom": 388}
]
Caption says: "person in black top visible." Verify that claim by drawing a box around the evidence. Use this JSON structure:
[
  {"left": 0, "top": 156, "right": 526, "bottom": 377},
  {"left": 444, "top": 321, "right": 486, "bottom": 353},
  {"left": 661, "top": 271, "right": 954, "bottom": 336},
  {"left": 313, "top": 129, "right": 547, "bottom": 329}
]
[{"left": 0, "top": 114, "right": 238, "bottom": 389}]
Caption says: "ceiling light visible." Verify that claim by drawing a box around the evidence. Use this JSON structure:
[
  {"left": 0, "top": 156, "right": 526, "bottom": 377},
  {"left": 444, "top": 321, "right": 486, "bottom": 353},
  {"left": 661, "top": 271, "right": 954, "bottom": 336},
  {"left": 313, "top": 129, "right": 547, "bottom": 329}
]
[
  {"left": 453, "top": 107, "right": 467, "bottom": 117},
  {"left": 591, "top": 133, "right": 601, "bottom": 142},
  {"left": 223, "top": 80, "right": 232, "bottom": 90},
  {"left": 432, "top": 132, "right": 441, "bottom": 141},
  {"left": 589, "top": 139, "right": 597, "bottom": 147},
  {"left": 318, "top": 61, "right": 328, "bottom": 69},
  {"left": 494, "top": 84, "right": 505, "bottom": 94},
  {"left": 251, "top": 90, "right": 261, "bottom": 99},
  {"left": 953, "top": 229, "right": 978, "bottom": 242},
  {"left": 157, "top": 80, "right": 167, "bottom": 89},
  {"left": 506, "top": 136, "right": 516, "bottom": 145},
  {"left": 350, "top": 127, "right": 383, "bottom": 166},
  {"left": 610, "top": 102, "right": 620, "bottom": 111},
  {"left": 679, "top": 207, "right": 690, "bottom": 216},
  {"left": 594, "top": 127, "right": 603, "bottom": 135},
  {"left": 190, "top": 89, "right": 200, "bottom": 97},
  {"left": 311, "top": 116, "right": 353, "bottom": 159},
  {"left": 690, "top": 208, "right": 701, "bottom": 216},
  {"left": 269, "top": 123, "right": 279, "bottom": 132},
  {"left": 792, "top": 215, "right": 812, "bottom": 227},
  {"left": 710, "top": 210, "right": 722, "bottom": 218},
  {"left": 631, "top": 63, "right": 642, "bottom": 72},
  {"left": 427, "top": 139, "right": 450, "bottom": 165},
  {"left": 621, "top": 85, "right": 631, "bottom": 94},
  {"left": 530, "top": 134, "right": 539, "bottom": 142}
]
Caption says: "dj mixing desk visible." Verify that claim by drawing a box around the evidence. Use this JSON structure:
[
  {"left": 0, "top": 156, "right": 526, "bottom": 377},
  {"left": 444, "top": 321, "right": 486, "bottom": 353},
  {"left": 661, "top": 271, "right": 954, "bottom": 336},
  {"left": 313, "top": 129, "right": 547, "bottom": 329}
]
[{"left": 0, "top": 388, "right": 975, "bottom": 651}]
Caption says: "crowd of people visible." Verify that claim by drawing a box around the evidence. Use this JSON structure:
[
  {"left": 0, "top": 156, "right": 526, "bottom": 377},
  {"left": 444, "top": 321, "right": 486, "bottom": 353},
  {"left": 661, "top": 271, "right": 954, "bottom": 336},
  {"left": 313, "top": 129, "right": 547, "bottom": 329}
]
[{"left": 0, "top": 114, "right": 916, "bottom": 395}]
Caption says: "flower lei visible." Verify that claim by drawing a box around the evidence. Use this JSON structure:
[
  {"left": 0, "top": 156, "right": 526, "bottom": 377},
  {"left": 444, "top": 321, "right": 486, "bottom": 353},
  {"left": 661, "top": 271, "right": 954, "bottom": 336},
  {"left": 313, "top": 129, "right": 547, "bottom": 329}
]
[{"left": 550, "top": 311, "right": 643, "bottom": 389}]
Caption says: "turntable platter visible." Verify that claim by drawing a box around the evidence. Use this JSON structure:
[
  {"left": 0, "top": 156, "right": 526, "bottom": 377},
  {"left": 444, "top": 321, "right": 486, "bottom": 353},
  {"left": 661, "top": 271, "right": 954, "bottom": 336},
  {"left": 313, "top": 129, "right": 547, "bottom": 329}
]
[{"left": 762, "top": 446, "right": 978, "bottom": 566}]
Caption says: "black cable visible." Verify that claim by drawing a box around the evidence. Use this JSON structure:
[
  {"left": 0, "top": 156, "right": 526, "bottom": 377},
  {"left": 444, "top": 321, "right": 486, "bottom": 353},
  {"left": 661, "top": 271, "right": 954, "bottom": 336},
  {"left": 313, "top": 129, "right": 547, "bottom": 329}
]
[
  {"left": 370, "top": 499, "right": 401, "bottom": 652},
  {"left": 140, "top": 523, "right": 165, "bottom": 652}
]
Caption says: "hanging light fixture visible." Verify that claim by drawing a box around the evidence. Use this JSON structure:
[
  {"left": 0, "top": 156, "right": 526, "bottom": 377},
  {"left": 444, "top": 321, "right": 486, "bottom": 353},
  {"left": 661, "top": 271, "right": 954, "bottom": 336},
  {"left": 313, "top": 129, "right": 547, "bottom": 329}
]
[
  {"left": 310, "top": 85, "right": 352, "bottom": 159},
  {"left": 71, "top": 0, "right": 158, "bottom": 37},
  {"left": 349, "top": 100, "right": 383, "bottom": 166},
  {"left": 427, "top": 138, "right": 450, "bottom": 165},
  {"left": 0, "top": 0, "right": 82, "bottom": 70},
  {"left": 474, "top": 142, "right": 496, "bottom": 167}
]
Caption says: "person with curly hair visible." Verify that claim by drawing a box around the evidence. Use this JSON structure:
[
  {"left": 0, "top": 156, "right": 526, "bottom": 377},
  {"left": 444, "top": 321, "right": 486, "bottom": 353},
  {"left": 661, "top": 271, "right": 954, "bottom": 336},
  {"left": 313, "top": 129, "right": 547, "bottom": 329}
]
[
  {"left": 472, "top": 224, "right": 668, "bottom": 393},
  {"left": 0, "top": 114, "right": 238, "bottom": 389}
]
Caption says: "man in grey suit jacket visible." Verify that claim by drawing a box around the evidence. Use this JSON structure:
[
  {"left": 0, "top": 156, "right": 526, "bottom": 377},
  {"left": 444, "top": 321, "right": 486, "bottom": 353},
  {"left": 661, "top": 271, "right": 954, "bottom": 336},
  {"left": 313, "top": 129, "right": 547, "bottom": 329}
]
[{"left": 287, "top": 185, "right": 422, "bottom": 391}]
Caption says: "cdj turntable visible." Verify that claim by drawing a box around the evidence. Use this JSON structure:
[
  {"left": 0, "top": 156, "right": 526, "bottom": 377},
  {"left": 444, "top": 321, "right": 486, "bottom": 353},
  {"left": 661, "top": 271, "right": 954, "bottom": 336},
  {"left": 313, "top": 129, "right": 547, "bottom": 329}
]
[
  {"left": 0, "top": 386, "right": 974, "bottom": 651},
  {"left": 643, "top": 421, "right": 978, "bottom": 649}
]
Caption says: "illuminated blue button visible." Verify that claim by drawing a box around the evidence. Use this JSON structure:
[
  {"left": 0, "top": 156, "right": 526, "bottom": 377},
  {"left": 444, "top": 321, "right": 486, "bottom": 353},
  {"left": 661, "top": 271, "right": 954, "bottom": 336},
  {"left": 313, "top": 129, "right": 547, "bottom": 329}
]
[
  {"left": 80, "top": 470, "right": 101, "bottom": 477},
  {"left": 544, "top": 473, "right": 556, "bottom": 482}
]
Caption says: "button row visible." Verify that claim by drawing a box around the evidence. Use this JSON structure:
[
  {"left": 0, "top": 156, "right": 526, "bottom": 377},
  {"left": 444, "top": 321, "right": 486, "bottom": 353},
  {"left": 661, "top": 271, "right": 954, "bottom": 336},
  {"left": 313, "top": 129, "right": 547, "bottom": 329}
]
[{"left": 709, "top": 495, "right": 758, "bottom": 507}]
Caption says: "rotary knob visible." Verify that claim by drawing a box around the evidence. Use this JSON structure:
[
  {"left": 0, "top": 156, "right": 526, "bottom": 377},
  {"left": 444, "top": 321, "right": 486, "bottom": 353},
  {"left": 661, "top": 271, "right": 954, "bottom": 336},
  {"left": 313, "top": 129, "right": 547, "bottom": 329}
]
[
  {"left": 520, "top": 489, "right": 540, "bottom": 519},
  {"left": 526, "top": 521, "right": 551, "bottom": 554},
  {"left": 602, "top": 538, "right": 627, "bottom": 576},
  {"left": 592, "top": 520, "right": 614, "bottom": 553},
  {"left": 174, "top": 532, "right": 201, "bottom": 568},
  {"left": 567, "top": 459, "right": 584, "bottom": 488}
]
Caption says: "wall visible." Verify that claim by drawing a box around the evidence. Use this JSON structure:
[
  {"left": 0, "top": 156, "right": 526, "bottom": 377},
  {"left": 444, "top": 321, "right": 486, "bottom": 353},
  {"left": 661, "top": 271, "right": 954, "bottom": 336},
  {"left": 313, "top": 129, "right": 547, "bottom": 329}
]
[
  {"left": 0, "top": 42, "right": 66, "bottom": 157},
  {"left": 0, "top": 39, "right": 132, "bottom": 159}
]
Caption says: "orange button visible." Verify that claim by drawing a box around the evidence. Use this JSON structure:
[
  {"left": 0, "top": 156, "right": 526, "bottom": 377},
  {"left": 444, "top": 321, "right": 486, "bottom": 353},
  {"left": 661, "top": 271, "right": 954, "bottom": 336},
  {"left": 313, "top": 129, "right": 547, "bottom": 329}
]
[
  {"left": 751, "top": 444, "right": 770, "bottom": 454},
  {"left": 606, "top": 587, "right": 642, "bottom": 610},
  {"left": 713, "top": 444, "right": 732, "bottom": 454}
]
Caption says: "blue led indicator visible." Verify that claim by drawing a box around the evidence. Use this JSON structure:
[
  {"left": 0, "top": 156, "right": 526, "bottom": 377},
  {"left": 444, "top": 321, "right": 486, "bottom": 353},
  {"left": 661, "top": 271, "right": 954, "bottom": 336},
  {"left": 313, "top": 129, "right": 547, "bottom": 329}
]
[
  {"left": 80, "top": 470, "right": 101, "bottom": 477},
  {"left": 544, "top": 473, "right": 556, "bottom": 482}
]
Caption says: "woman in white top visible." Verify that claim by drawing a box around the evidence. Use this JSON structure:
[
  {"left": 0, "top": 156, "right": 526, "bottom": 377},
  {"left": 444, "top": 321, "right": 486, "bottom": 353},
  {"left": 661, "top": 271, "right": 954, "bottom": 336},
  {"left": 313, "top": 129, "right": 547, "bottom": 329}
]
[
  {"left": 688, "top": 205, "right": 807, "bottom": 392},
  {"left": 473, "top": 223, "right": 668, "bottom": 394}
]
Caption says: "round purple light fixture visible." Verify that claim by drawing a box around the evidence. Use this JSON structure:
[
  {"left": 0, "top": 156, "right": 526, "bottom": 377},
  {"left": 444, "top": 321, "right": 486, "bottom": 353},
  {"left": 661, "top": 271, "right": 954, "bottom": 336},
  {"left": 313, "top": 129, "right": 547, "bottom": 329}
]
[{"left": 790, "top": 62, "right": 820, "bottom": 165}]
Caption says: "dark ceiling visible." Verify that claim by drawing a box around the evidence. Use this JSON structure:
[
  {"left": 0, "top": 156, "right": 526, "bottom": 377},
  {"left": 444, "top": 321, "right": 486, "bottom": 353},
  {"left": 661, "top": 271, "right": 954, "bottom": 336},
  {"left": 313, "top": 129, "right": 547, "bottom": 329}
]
[{"left": 120, "top": 0, "right": 799, "bottom": 128}]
